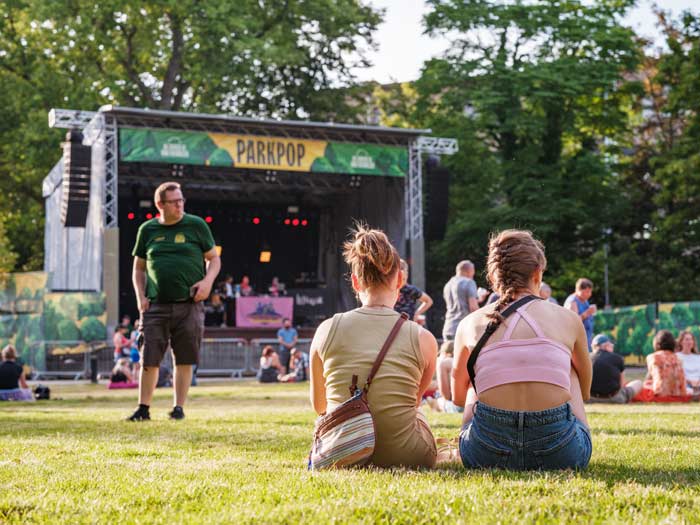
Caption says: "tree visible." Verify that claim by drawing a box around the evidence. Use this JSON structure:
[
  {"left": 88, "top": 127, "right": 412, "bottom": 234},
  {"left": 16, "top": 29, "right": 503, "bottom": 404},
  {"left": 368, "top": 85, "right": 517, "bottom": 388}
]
[
  {"left": 0, "top": 1, "right": 383, "bottom": 270},
  {"left": 416, "top": 0, "right": 641, "bottom": 303}
]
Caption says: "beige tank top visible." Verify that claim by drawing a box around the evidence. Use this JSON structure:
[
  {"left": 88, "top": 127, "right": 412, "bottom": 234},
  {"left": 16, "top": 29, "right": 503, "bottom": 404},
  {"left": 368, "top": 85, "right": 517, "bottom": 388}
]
[{"left": 320, "top": 306, "right": 426, "bottom": 454}]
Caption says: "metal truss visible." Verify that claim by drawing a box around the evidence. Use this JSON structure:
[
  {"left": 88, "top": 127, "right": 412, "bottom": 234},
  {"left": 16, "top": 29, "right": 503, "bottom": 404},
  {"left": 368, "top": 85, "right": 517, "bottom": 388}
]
[
  {"left": 107, "top": 110, "right": 418, "bottom": 146},
  {"left": 406, "top": 136, "right": 458, "bottom": 240},
  {"left": 48, "top": 109, "right": 97, "bottom": 129},
  {"left": 415, "top": 137, "right": 459, "bottom": 156},
  {"left": 102, "top": 114, "right": 119, "bottom": 229}
]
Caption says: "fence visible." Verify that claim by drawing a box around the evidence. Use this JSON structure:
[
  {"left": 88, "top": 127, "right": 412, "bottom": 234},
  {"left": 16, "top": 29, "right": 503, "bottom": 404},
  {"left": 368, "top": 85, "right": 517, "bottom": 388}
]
[
  {"left": 198, "top": 338, "right": 248, "bottom": 377},
  {"left": 26, "top": 337, "right": 315, "bottom": 379},
  {"left": 29, "top": 340, "right": 111, "bottom": 380}
]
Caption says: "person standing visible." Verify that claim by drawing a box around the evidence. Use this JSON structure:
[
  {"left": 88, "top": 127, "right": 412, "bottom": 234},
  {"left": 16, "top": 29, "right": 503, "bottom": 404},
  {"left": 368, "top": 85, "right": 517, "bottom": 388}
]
[
  {"left": 276, "top": 318, "right": 298, "bottom": 374},
  {"left": 222, "top": 275, "right": 235, "bottom": 327},
  {"left": 394, "top": 259, "right": 433, "bottom": 322},
  {"left": 127, "top": 181, "right": 220, "bottom": 421},
  {"left": 588, "top": 334, "right": 642, "bottom": 403},
  {"left": 564, "top": 278, "right": 596, "bottom": 350},
  {"left": 442, "top": 260, "right": 479, "bottom": 341}
]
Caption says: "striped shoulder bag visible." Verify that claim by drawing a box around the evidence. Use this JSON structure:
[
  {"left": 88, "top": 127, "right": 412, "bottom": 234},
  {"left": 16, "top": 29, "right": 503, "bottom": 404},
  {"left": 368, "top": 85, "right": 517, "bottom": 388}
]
[{"left": 309, "top": 313, "right": 409, "bottom": 470}]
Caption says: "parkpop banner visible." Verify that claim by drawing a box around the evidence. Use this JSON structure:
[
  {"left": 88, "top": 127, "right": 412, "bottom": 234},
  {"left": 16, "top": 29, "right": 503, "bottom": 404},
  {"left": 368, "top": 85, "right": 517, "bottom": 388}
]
[
  {"left": 119, "top": 128, "right": 408, "bottom": 177},
  {"left": 235, "top": 297, "right": 294, "bottom": 328}
]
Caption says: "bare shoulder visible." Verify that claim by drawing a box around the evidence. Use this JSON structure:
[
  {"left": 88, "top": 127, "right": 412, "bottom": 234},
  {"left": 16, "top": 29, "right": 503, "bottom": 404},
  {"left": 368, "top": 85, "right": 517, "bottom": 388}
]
[
  {"left": 457, "top": 302, "right": 498, "bottom": 347},
  {"left": 418, "top": 325, "right": 438, "bottom": 349}
]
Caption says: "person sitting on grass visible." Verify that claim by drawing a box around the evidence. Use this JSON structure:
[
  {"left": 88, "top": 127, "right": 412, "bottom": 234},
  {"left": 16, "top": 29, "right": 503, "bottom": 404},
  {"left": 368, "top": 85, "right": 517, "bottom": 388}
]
[
  {"left": 453, "top": 229, "right": 592, "bottom": 470},
  {"left": 110, "top": 358, "right": 136, "bottom": 385},
  {"left": 0, "top": 345, "right": 34, "bottom": 402},
  {"left": 257, "top": 346, "right": 281, "bottom": 383},
  {"left": 279, "top": 348, "right": 309, "bottom": 383},
  {"left": 634, "top": 330, "right": 688, "bottom": 401},
  {"left": 436, "top": 340, "right": 463, "bottom": 413},
  {"left": 309, "top": 224, "right": 438, "bottom": 468},
  {"left": 676, "top": 330, "right": 700, "bottom": 395},
  {"left": 588, "top": 334, "right": 642, "bottom": 403}
]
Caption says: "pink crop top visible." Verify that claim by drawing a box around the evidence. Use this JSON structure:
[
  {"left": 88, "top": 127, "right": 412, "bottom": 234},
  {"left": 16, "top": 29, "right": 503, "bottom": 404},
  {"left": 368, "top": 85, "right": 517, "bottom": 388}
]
[{"left": 474, "top": 301, "right": 572, "bottom": 394}]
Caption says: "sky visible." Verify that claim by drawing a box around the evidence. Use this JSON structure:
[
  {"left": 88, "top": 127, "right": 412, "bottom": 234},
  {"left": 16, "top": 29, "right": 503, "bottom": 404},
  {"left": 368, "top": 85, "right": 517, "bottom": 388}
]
[{"left": 353, "top": 0, "right": 698, "bottom": 84}]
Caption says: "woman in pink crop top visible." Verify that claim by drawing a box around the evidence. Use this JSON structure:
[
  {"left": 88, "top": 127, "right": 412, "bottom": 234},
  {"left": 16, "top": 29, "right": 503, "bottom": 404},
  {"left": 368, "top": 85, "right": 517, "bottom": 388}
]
[{"left": 452, "top": 229, "right": 593, "bottom": 470}]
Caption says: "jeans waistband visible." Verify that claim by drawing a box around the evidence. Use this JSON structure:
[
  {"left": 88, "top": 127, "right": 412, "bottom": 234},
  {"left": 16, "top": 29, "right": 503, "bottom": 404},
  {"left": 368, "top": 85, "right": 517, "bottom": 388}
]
[{"left": 474, "top": 401, "right": 572, "bottom": 428}]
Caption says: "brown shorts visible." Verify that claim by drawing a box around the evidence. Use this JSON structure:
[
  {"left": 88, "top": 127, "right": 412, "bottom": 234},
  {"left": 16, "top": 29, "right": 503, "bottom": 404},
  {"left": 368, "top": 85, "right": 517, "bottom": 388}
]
[{"left": 140, "top": 302, "right": 204, "bottom": 367}]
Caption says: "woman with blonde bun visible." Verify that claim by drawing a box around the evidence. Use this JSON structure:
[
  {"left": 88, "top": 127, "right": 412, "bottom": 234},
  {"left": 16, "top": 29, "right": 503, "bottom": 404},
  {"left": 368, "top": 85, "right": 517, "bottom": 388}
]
[
  {"left": 453, "top": 229, "right": 592, "bottom": 470},
  {"left": 309, "top": 224, "right": 438, "bottom": 467}
]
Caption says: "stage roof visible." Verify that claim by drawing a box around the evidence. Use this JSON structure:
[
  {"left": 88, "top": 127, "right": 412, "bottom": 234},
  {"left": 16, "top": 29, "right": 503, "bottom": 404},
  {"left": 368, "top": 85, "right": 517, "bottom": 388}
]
[{"left": 100, "top": 105, "right": 431, "bottom": 145}]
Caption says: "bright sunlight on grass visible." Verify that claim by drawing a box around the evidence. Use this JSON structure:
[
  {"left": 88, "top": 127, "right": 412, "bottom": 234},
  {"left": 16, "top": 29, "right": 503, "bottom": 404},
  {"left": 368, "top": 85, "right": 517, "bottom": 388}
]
[{"left": 1, "top": 381, "right": 699, "bottom": 524}]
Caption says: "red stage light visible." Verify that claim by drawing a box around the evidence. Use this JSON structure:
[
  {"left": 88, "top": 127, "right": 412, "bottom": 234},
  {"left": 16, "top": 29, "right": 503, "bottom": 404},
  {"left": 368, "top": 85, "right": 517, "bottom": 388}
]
[
  {"left": 284, "top": 218, "right": 291, "bottom": 225},
  {"left": 301, "top": 219, "right": 308, "bottom": 226},
  {"left": 205, "top": 216, "right": 213, "bottom": 223},
  {"left": 156, "top": 213, "right": 161, "bottom": 218},
  {"left": 127, "top": 212, "right": 135, "bottom": 220},
  {"left": 292, "top": 218, "right": 300, "bottom": 226},
  {"left": 146, "top": 213, "right": 153, "bottom": 219},
  {"left": 253, "top": 217, "right": 260, "bottom": 225}
]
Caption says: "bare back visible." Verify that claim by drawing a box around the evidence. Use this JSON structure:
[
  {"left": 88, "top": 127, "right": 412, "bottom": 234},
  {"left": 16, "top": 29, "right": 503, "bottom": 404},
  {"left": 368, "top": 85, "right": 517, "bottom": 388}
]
[{"left": 453, "top": 299, "right": 591, "bottom": 424}]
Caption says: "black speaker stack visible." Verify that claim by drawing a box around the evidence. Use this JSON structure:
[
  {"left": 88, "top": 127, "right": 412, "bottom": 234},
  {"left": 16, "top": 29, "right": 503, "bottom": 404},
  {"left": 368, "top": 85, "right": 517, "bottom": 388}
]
[
  {"left": 424, "top": 155, "right": 450, "bottom": 242},
  {"left": 61, "top": 130, "right": 92, "bottom": 227}
]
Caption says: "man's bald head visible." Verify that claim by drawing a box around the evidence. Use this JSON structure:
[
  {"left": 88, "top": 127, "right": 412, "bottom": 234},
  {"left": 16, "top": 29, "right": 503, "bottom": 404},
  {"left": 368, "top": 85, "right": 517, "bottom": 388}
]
[{"left": 456, "top": 260, "right": 475, "bottom": 277}]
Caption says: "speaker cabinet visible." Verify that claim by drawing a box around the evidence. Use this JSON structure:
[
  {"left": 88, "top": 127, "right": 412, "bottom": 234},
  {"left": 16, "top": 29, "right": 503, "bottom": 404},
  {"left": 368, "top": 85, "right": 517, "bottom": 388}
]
[
  {"left": 424, "top": 156, "right": 450, "bottom": 242},
  {"left": 61, "top": 130, "right": 91, "bottom": 227}
]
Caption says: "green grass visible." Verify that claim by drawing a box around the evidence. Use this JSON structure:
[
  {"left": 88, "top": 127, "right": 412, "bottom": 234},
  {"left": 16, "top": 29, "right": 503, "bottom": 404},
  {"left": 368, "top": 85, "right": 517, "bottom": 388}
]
[{"left": 1, "top": 381, "right": 699, "bottom": 524}]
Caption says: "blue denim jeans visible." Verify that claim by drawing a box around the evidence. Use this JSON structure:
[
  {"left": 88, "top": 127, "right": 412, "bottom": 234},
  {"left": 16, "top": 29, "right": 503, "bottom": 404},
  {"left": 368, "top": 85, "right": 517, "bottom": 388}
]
[{"left": 459, "top": 402, "right": 591, "bottom": 470}]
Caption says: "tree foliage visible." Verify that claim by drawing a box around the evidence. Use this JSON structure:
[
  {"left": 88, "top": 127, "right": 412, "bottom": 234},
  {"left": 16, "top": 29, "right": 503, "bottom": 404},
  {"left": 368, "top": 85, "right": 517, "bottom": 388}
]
[
  {"left": 416, "top": 0, "right": 641, "bottom": 303},
  {"left": 0, "top": 0, "right": 382, "bottom": 270}
]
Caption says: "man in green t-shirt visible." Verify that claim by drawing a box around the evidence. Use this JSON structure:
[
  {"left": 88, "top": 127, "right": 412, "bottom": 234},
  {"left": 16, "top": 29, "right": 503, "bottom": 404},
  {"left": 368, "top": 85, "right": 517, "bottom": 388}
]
[{"left": 127, "top": 182, "right": 220, "bottom": 421}]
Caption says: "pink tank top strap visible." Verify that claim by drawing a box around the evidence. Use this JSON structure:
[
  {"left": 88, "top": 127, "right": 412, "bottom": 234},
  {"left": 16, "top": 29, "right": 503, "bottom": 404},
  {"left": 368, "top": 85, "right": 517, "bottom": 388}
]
[
  {"left": 517, "top": 301, "right": 546, "bottom": 338},
  {"left": 501, "top": 300, "right": 544, "bottom": 340},
  {"left": 501, "top": 313, "right": 522, "bottom": 341}
]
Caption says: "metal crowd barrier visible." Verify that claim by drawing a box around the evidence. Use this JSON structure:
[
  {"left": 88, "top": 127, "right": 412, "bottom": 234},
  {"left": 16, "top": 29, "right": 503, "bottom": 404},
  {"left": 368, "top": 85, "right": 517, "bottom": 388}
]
[
  {"left": 30, "top": 340, "right": 111, "bottom": 380},
  {"left": 198, "top": 338, "right": 248, "bottom": 378},
  {"left": 248, "top": 338, "right": 312, "bottom": 373}
]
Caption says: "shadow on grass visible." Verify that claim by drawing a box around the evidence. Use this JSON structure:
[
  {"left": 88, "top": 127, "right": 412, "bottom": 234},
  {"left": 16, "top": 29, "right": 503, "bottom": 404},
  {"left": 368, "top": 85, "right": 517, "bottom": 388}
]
[
  {"left": 594, "top": 428, "right": 700, "bottom": 439},
  {"left": 410, "top": 460, "right": 700, "bottom": 488}
]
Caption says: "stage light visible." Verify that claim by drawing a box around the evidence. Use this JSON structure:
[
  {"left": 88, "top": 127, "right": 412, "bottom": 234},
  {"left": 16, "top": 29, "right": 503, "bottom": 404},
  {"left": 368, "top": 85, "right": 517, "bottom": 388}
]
[
  {"left": 284, "top": 218, "right": 291, "bottom": 225},
  {"left": 253, "top": 217, "right": 260, "bottom": 225},
  {"left": 259, "top": 251, "right": 272, "bottom": 263},
  {"left": 205, "top": 216, "right": 213, "bottom": 223},
  {"left": 215, "top": 245, "right": 222, "bottom": 256},
  {"left": 156, "top": 213, "right": 161, "bottom": 218},
  {"left": 146, "top": 213, "right": 153, "bottom": 219},
  {"left": 127, "top": 212, "right": 135, "bottom": 220},
  {"left": 292, "top": 218, "right": 300, "bottom": 226},
  {"left": 301, "top": 219, "right": 308, "bottom": 226}
]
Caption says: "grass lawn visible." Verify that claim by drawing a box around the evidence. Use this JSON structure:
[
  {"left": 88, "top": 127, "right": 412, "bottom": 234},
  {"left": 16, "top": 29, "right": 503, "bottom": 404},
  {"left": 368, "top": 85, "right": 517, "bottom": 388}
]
[{"left": 1, "top": 380, "right": 699, "bottom": 524}]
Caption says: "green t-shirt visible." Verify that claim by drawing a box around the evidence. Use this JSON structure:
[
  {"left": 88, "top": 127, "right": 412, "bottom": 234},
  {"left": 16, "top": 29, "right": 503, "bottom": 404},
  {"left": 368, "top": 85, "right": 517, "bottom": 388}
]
[{"left": 132, "top": 214, "right": 215, "bottom": 303}]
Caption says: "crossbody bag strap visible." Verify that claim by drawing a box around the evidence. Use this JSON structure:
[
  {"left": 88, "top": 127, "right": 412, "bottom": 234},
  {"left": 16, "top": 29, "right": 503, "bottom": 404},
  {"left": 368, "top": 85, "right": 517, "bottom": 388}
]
[
  {"left": 349, "top": 312, "right": 409, "bottom": 397},
  {"left": 466, "top": 295, "right": 541, "bottom": 392}
]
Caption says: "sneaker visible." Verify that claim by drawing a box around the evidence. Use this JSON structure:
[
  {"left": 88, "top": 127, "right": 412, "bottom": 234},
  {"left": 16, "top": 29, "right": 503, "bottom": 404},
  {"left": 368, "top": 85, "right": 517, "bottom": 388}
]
[
  {"left": 168, "top": 406, "right": 185, "bottom": 420},
  {"left": 126, "top": 407, "right": 151, "bottom": 421}
]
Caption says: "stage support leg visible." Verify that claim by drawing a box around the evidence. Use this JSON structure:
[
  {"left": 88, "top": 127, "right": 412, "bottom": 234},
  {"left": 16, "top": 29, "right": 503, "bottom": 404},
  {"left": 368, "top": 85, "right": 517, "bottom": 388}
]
[
  {"left": 409, "top": 237, "right": 426, "bottom": 291},
  {"left": 104, "top": 228, "right": 120, "bottom": 333}
]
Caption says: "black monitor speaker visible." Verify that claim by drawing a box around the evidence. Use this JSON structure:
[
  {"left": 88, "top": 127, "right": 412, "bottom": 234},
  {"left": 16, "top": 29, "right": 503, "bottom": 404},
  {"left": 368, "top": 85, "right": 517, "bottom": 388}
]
[{"left": 61, "top": 130, "right": 92, "bottom": 227}]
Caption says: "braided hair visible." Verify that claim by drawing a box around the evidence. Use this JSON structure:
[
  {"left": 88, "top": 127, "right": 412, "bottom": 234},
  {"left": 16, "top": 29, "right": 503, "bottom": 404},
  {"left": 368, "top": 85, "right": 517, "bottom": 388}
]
[{"left": 485, "top": 229, "right": 547, "bottom": 323}]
